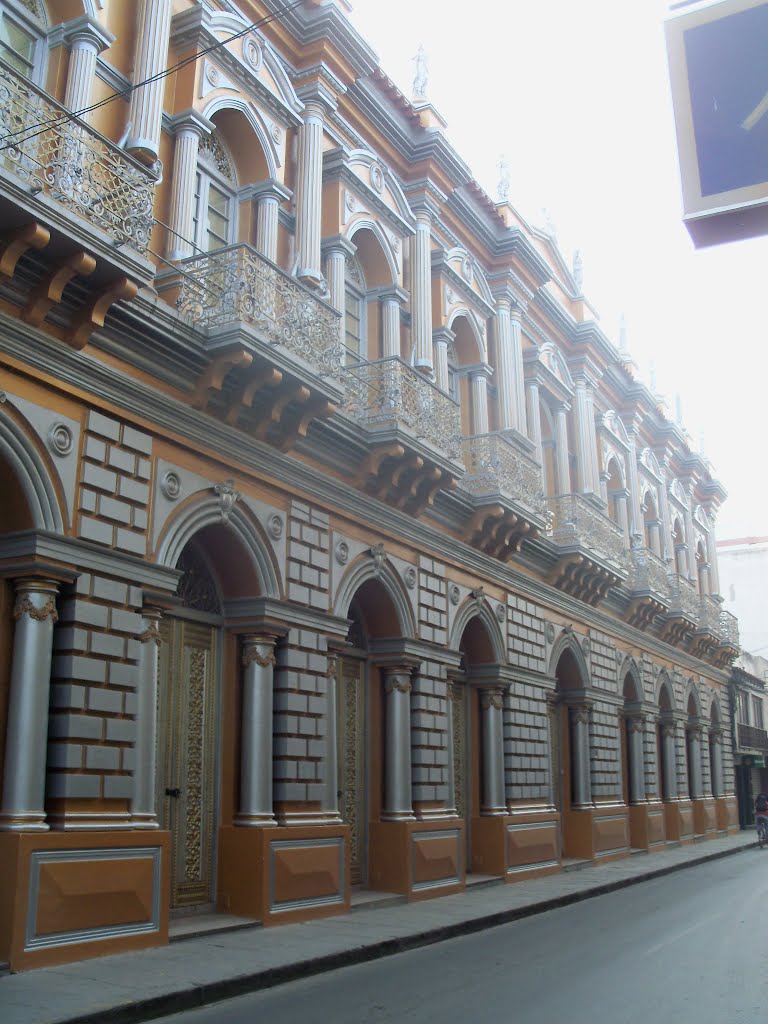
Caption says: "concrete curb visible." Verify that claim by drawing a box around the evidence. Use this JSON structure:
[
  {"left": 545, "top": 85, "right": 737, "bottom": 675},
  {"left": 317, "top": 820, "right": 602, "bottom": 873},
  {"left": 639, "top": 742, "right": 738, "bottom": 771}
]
[{"left": 65, "top": 840, "right": 756, "bottom": 1024}]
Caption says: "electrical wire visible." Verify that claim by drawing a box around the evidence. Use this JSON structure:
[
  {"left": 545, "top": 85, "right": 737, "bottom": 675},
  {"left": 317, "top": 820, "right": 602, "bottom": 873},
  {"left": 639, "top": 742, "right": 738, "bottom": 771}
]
[{"left": 0, "top": 0, "right": 305, "bottom": 153}]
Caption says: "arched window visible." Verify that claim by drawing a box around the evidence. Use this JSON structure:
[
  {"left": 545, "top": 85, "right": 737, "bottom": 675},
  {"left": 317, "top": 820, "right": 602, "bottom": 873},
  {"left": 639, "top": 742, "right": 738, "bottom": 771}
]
[
  {"left": 344, "top": 255, "right": 366, "bottom": 365},
  {"left": 0, "top": 1, "right": 46, "bottom": 83},
  {"left": 193, "top": 133, "right": 237, "bottom": 253}
]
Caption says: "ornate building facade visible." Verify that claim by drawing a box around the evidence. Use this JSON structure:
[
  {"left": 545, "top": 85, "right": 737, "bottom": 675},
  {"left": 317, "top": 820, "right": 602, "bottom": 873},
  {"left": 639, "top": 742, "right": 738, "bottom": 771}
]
[{"left": 0, "top": 0, "right": 740, "bottom": 972}]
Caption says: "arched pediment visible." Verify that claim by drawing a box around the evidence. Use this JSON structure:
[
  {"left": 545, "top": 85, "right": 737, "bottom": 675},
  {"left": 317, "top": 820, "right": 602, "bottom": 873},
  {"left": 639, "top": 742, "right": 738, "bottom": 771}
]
[
  {"left": 346, "top": 150, "right": 415, "bottom": 230},
  {"left": 656, "top": 669, "right": 676, "bottom": 711},
  {"left": 347, "top": 218, "right": 399, "bottom": 286},
  {"left": 201, "top": 97, "right": 279, "bottom": 177},
  {"left": 443, "top": 247, "right": 494, "bottom": 309},
  {"left": 0, "top": 403, "right": 64, "bottom": 532},
  {"left": 603, "top": 450, "right": 627, "bottom": 488},
  {"left": 333, "top": 553, "right": 416, "bottom": 640},
  {"left": 449, "top": 595, "right": 507, "bottom": 665},
  {"left": 538, "top": 342, "right": 574, "bottom": 390},
  {"left": 669, "top": 478, "right": 688, "bottom": 506},
  {"left": 639, "top": 448, "right": 662, "bottom": 480},
  {"left": 447, "top": 306, "right": 487, "bottom": 361},
  {"left": 548, "top": 630, "right": 590, "bottom": 685},
  {"left": 619, "top": 655, "right": 642, "bottom": 701},
  {"left": 684, "top": 678, "right": 702, "bottom": 719},
  {"left": 602, "top": 410, "right": 629, "bottom": 446}
]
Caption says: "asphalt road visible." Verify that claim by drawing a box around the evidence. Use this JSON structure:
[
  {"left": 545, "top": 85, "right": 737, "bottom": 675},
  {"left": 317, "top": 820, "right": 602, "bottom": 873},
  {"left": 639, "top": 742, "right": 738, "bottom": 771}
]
[{"left": 158, "top": 850, "right": 768, "bottom": 1024}]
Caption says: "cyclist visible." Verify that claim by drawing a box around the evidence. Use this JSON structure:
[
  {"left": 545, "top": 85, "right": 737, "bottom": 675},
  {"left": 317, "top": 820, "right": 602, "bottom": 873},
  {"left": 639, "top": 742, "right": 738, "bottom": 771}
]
[{"left": 755, "top": 793, "right": 768, "bottom": 844}]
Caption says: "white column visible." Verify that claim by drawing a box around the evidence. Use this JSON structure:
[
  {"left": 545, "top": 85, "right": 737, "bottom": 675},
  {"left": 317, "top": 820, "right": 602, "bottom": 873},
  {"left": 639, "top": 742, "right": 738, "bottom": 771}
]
[
  {"left": 236, "top": 635, "right": 278, "bottom": 826},
  {"left": 469, "top": 367, "right": 490, "bottom": 435},
  {"left": 295, "top": 99, "right": 327, "bottom": 288},
  {"left": 166, "top": 111, "right": 211, "bottom": 261},
  {"left": 623, "top": 419, "right": 643, "bottom": 538},
  {"left": 381, "top": 290, "right": 403, "bottom": 360},
  {"left": 683, "top": 497, "right": 698, "bottom": 579},
  {"left": 706, "top": 517, "right": 721, "bottom": 597},
  {"left": 322, "top": 236, "right": 355, "bottom": 352},
  {"left": 584, "top": 383, "right": 600, "bottom": 493},
  {"left": 0, "top": 579, "right": 59, "bottom": 832},
  {"left": 126, "top": 0, "right": 172, "bottom": 166},
  {"left": 494, "top": 299, "right": 514, "bottom": 430},
  {"left": 526, "top": 379, "right": 546, "bottom": 490},
  {"left": 382, "top": 666, "right": 415, "bottom": 821},
  {"left": 570, "top": 704, "right": 592, "bottom": 807},
  {"left": 659, "top": 464, "right": 674, "bottom": 564},
  {"left": 62, "top": 17, "right": 114, "bottom": 119},
  {"left": 432, "top": 326, "right": 453, "bottom": 393},
  {"left": 573, "top": 376, "right": 599, "bottom": 495},
  {"left": 616, "top": 490, "right": 630, "bottom": 545},
  {"left": 132, "top": 608, "right": 161, "bottom": 828},
  {"left": 412, "top": 210, "right": 434, "bottom": 373},
  {"left": 555, "top": 403, "right": 572, "bottom": 496},
  {"left": 626, "top": 716, "right": 646, "bottom": 804},
  {"left": 509, "top": 304, "right": 527, "bottom": 434},
  {"left": 324, "top": 654, "right": 341, "bottom": 820},
  {"left": 480, "top": 688, "right": 506, "bottom": 815},
  {"left": 252, "top": 180, "right": 291, "bottom": 264}
]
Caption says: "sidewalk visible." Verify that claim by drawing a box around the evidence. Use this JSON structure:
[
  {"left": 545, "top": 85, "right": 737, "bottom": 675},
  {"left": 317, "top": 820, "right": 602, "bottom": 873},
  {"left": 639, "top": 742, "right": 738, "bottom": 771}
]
[{"left": 2, "top": 831, "right": 757, "bottom": 1024}]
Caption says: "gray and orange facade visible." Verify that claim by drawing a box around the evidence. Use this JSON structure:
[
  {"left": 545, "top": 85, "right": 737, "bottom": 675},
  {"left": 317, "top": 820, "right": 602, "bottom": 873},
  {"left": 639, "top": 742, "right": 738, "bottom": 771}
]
[{"left": 0, "top": 0, "right": 739, "bottom": 973}]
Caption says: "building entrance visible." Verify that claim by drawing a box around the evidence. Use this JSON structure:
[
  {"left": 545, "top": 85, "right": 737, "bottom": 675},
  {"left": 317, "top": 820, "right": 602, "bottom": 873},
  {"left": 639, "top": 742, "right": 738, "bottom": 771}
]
[{"left": 157, "top": 616, "right": 218, "bottom": 910}]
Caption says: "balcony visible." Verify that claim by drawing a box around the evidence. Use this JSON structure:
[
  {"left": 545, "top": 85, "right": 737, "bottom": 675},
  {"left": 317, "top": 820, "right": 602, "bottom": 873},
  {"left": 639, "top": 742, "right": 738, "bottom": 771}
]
[
  {"left": 624, "top": 546, "right": 670, "bottom": 629},
  {"left": 547, "top": 493, "right": 627, "bottom": 605},
  {"left": 0, "top": 59, "right": 156, "bottom": 286},
  {"left": 689, "top": 594, "right": 724, "bottom": 660},
  {"left": 459, "top": 431, "right": 547, "bottom": 559},
  {"left": 342, "top": 356, "right": 462, "bottom": 515},
  {"left": 715, "top": 608, "right": 740, "bottom": 667},
  {"left": 737, "top": 723, "right": 768, "bottom": 754},
  {"left": 173, "top": 243, "right": 343, "bottom": 448},
  {"left": 660, "top": 573, "right": 699, "bottom": 646}
]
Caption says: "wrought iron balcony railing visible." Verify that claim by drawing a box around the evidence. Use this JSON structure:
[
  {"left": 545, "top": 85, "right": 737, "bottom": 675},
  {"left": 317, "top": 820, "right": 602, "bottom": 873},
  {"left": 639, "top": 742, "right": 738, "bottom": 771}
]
[
  {"left": 549, "top": 493, "right": 626, "bottom": 566},
  {"left": 737, "top": 723, "right": 768, "bottom": 753},
  {"left": 698, "top": 595, "right": 722, "bottom": 635},
  {"left": 342, "top": 356, "right": 462, "bottom": 462},
  {"left": 175, "top": 243, "right": 342, "bottom": 381},
  {"left": 627, "top": 546, "right": 670, "bottom": 598},
  {"left": 719, "top": 609, "right": 740, "bottom": 648},
  {"left": 0, "top": 59, "right": 155, "bottom": 253},
  {"left": 666, "top": 573, "right": 699, "bottom": 622},
  {"left": 461, "top": 431, "right": 547, "bottom": 517}
]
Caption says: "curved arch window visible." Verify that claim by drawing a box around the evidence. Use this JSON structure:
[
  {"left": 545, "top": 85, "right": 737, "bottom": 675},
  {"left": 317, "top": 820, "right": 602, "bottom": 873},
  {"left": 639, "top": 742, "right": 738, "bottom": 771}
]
[
  {"left": 344, "top": 256, "right": 366, "bottom": 365},
  {"left": 193, "top": 133, "right": 237, "bottom": 253}
]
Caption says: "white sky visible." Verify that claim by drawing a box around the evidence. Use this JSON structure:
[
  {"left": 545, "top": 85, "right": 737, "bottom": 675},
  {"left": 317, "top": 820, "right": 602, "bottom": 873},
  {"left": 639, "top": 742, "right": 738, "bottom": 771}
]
[{"left": 348, "top": 0, "right": 768, "bottom": 541}]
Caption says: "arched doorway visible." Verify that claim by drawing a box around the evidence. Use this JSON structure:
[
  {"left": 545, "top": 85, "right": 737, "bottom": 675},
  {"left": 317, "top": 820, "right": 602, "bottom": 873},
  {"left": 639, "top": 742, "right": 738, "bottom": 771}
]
[{"left": 553, "top": 645, "right": 593, "bottom": 859}]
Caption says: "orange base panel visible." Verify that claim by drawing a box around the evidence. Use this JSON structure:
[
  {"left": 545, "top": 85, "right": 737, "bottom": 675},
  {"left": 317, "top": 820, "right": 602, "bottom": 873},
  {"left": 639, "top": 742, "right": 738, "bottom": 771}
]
[
  {"left": 562, "top": 804, "right": 630, "bottom": 863},
  {"left": 629, "top": 802, "right": 667, "bottom": 851},
  {"left": 471, "top": 809, "right": 561, "bottom": 881},
  {"left": 368, "top": 819, "right": 465, "bottom": 900}
]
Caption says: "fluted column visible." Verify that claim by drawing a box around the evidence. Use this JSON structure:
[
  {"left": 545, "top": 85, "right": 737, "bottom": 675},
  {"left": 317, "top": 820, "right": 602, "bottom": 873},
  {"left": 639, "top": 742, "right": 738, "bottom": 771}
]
[
  {"left": 616, "top": 490, "right": 630, "bottom": 544},
  {"left": 469, "top": 366, "right": 490, "bottom": 435},
  {"left": 494, "top": 299, "right": 514, "bottom": 430},
  {"left": 322, "top": 235, "right": 355, "bottom": 353},
  {"left": 626, "top": 716, "right": 646, "bottom": 804},
  {"left": 381, "top": 289, "right": 404, "bottom": 360},
  {"left": 573, "top": 376, "right": 599, "bottom": 495},
  {"left": 62, "top": 17, "right": 114, "bottom": 119},
  {"left": 480, "top": 688, "right": 506, "bottom": 815},
  {"left": 509, "top": 305, "right": 527, "bottom": 434},
  {"left": 710, "top": 730, "right": 723, "bottom": 798},
  {"left": 687, "top": 725, "right": 703, "bottom": 799},
  {"left": 662, "top": 721, "right": 678, "bottom": 801},
  {"left": 0, "top": 579, "right": 59, "bottom": 832},
  {"left": 412, "top": 211, "right": 434, "bottom": 373},
  {"left": 683, "top": 497, "right": 697, "bottom": 579},
  {"left": 236, "top": 635, "right": 278, "bottom": 826},
  {"left": 555, "top": 402, "right": 571, "bottom": 496},
  {"left": 706, "top": 518, "right": 721, "bottom": 597},
  {"left": 324, "top": 654, "right": 340, "bottom": 820},
  {"left": 132, "top": 608, "right": 161, "bottom": 828},
  {"left": 165, "top": 111, "right": 212, "bottom": 261},
  {"left": 623, "top": 419, "right": 643, "bottom": 537},
  {"left": 382, "top": 666, "right": 414, "bottom": 820},
  {"left": 252, "top": 180, "right": 291, "bottom": 264},
  {"left": 126, "top": 0, "right": 172, "bottom": 165},
  {"left": 659, "top": 465, "right": 674, "bottom": 563},
  {"left": 570, "top": 703, "right": 592, "bottom": 807},
  {"left": 432, "top": 326, "right": 454, "bottom": 393},
  {"left": 295, "top": 99, "right": 327, "bottom": 288}
]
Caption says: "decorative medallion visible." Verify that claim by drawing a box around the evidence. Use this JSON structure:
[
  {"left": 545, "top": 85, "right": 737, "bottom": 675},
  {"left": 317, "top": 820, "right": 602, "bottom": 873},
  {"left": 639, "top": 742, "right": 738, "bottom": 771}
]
[
  {"left": 335, "top": 540, "right": 349, "bottom": 566},
  {"left": 48, "top": 422, "right": 73, "bottom": 457},
  {"left": 446, "top": 287, "right": 455, "bottom": 305},
  {"left": 345, "top": 192, "right": 356, "bottom": 213},
  {"left": 369, "top": 542, "right": 386, "bottom": 575},
  {"left": 449, "top": 584, "right": 460, "bottom": 606},
  {"left": 545, "top": 622, "right": 555, "bottom": 643},
  {"left": 205, "top": 63, "right": 220, "bottom": 87},
  {"left": 267, "top": 513, "right": 283, "bottom": 539},
  {"left": 404, "top": 566, "right": 417, "bottom": 590},
  {"left": 213, "top": 479, "right": 240, "bottom": 521},
  {"left": 370, "top": 163, "right": 385, "bottom": 194},
  {"left": 243, "top": 35, "right": 263, "bottom": 72},
  {"left": 461, "top": 255, "right": 473, "bottom": 283},
  {"left": 392, "top": 237, "right": 401, "bottom": 253},
  {"left": 270, "top": 123, "right": 282, "bottom": 143},
  {"left": 160, "top": 470, "right": 182, "bottom": 501},
  {"left": 495, "top": 603, "right": 506, "bottom": 623}
]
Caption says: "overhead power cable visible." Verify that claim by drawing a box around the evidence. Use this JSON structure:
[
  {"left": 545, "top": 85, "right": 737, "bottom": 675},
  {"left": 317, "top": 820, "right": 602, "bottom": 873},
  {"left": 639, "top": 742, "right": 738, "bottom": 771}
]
[{"left": 0, "top": 0, "right": 305, "bottom": 153}]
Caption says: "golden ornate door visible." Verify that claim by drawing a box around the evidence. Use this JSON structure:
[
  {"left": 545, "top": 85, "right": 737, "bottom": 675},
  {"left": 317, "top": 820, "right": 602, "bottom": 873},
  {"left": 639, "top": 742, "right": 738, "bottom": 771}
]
[
  {"left": 451, "top": 682, "right": 466, "bottom": 823},
  {"left": 337, "top": 656, "right": 366, "bottom": 885},
  {"left": 158, "top": 618, "right": 218, "bottom": 909}
]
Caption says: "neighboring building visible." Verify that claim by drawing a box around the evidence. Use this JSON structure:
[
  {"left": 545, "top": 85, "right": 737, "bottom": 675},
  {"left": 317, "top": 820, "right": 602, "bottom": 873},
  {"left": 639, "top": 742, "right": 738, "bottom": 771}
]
[
  {"left": 730, "top": 652, "right": 768, "bottom": 828},
  {"left": 0, "top": 0, "right": 740, "bottom": 973},
  {"left": 717, "top": 537, "right": 768, "bottom": 658}
]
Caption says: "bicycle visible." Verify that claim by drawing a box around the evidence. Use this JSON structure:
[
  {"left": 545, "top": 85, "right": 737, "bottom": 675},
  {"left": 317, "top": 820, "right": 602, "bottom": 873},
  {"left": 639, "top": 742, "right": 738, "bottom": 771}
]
[{"left": 757, "top": 816, "right": 768, "bottom": 848}]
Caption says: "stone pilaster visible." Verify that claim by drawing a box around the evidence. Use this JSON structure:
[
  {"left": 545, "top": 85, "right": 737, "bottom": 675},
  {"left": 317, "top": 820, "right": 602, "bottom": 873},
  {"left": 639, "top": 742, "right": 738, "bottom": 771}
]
[
  {"left": 62, "top": 17, "right": 114, "bottom": 119},
  {"left": 480, "top": 687, "right": 506, "bottom": 815},
  {"left": 253, "top": 180, "right": 292, "bottom": 264},
  {"left": 382, "top": 666, "right": 414, "bottom": 821},
  {"left": 0, "top": 579, "right": 59, "bottom": 832},
  {"left": 661, "top": 721, "right": 678, "bottom": 801},
  {"left": 324, "top": 653, "right": 340, "bottom": 820},
  {"left": 322, "top": 235, "right": 356, "bottom": 353},
  {"left": 295, "top": 97, "right": 330, "bottom": 288},
  {"left": 626, "top": 715, "right": 646, "bottom": 804},
  {"left": 236, "top": 635, "right": 278, "bottom": 826},
  {"left": 131, "top": 607, "right": 161, "bottom": 828},
  {"left": 687, "top": 724, "right": 703, "bottom": 799},
  {"left": 126, "top": 0, "right": 172, "bottom": 166},
  {"left": 570, "top": 703, "right": 592, "bottom": 807},
  {"left": 411, "top": 209, "right": 435, "bottom": 373},
  {"left": 432, "top": 326, "right": 454, "bottom": 393},
  {"left": 469, "top": 365, "right": 491, "bottom": 435},
  {"left": 555, "top": 402, "right": 571, "bottom": 496},
  {"left": 380, "top": 288, "right": 406, "bottom": 360},
  {"left": 165, "top": 110, "right": 212, "bottom": 261}
]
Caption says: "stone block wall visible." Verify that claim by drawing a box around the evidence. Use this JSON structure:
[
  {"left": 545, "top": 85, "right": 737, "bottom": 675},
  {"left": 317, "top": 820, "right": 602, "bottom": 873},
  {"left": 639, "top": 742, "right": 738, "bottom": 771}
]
[
  {"left": 506, "top": 595, "right": 546, "bottom": 673},
  {"left": 287, "top": 501, "right": 329, "bottom": 610},
  {"left": 504, "top": 680, "right": 550, "bottom": 802},
  {"left": 411, "top": 658, "right": 449, "bottom": 806},
  {"left": 418, "top": 557, "right": 447, "bottom": 646},
  {"left": 590, "top": 700, "right": 622, "bottom": 800}
]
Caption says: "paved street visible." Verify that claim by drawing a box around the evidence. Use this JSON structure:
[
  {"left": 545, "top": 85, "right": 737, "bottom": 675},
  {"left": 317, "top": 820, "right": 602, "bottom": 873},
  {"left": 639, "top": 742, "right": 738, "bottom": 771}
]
[{"left": 157, "top": 849, "right": 768, "bottom": 1024}]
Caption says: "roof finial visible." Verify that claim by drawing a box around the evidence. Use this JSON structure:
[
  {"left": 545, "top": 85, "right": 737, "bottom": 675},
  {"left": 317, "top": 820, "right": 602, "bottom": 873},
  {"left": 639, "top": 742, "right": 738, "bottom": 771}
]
[
  {"left": 572, "top": 249, "right": 583, "bottom": 292},
  {"left": 412, "top": 44, "right": 428, "bottom": 101},
  {"left": 541, "top": 207, "right": 557, "bottom": 239},
  {"left": 618, "top": 313, "right": 629, "bottom": 356},
  {"left": 497, "top": 154, "right": 510, "bottom": 202}
]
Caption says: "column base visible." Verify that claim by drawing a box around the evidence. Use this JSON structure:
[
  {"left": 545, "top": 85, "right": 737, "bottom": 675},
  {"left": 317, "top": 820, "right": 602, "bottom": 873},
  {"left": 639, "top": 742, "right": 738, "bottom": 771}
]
[
  {"left": 715, "top": 795, "right": 739, "bottom": 832},
  {"left": 233, "top": 814, "right": 277, "bottom": 827},
  {"left": 218, "top": 822, "right": 350, "bottom": 926},
  {"left": 0, "top": 814, "right": 48, "bottom": 832},
  {"left": 296, "top": 267, "right": 326, "bottom": 290},
  {"left": 692, "top": 797, "right": 717, "bottom": 838},
  {"left": 562, "top": 803, "right": 630, "bottom": 862},
  {"left": 628, "top": 801, "right": 667, "bottom": 851},
  {"left": 369, "top": 819, "right": 464, "bottom": 899},
  {"left": 471, "top": 809, "right": 560, "bottom": 880},
  {"left": 0, "top": 829, "right": 170, "bottom": 973},
  {"left": 664, "top": 799, "right": 694, "bottom": 843}
]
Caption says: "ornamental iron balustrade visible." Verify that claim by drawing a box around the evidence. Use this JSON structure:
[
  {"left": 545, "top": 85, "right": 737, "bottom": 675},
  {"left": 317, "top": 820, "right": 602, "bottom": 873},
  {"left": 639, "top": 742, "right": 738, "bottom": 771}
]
[
  {"left": 461, "top": 432, "right": 547, "bottom": 516},
  {"left": 0, "top": 59, "right": 155, "bottom": 253},
  {"left": 176, "top": 243, "right": 342, "bottom": 380},
  {"left": 698, "top": 595, "right": 721, "bottom": 635},
  {"left": 719, "top": 609, "right": 740, "bottom": 648},
  {"left": 627, "top": 544, "right": 670, "bottom": 598},
  {"left": 342, "top": 356, "right": 461, "bottom": 461},
  {"left": 550, "top": 493, "right": 626, "bottom": 565},
  {"left": 737, "top": 723, "right": 768, "bottom": 753},
  {"left": 666, "top": 572, "right": 699, "bottom": 621}
]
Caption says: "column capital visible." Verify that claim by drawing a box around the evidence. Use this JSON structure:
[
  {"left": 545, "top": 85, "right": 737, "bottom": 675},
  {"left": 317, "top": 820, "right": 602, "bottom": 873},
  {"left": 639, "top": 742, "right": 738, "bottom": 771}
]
[
  {"left": 378, "top": 285, "right": 409, "bottom": 306},
  {"left": 432, "top": 324, "right": 455, "bottom": 346},
  {"left": 244, "top": 178, "right": 293, "bottom": 204},
  {"left": 625, "top": 714, "right": 645, "bottom": 734},
  {"left": 297, "top": 81, "right": 338, "bottom": 117},
  {"left": 137, "top": 607, "right": 162, "bottom": 646},
  {"left": 54, "top": 15, "right": 115, "bottom": 54},
  {"left": 321, "top": 233, "right": 357, "bottom": 259},
  {"left": 12, "top": 579, "right": 59, "bottom": 624},
  {"left": 383, "top": 666, "right": 412, "bottom": 695},
  {"left": 480, "top": 687, "right": 505, "bottom": 711},
  {"left": 241, "top": 634, "right": 278, "bottom": 669},
  {"left": 569, "top": 702, "right": 592, "bottom": 725},
  {"left": 168, "top": 108, "right": 214, "bottom": 139}
]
